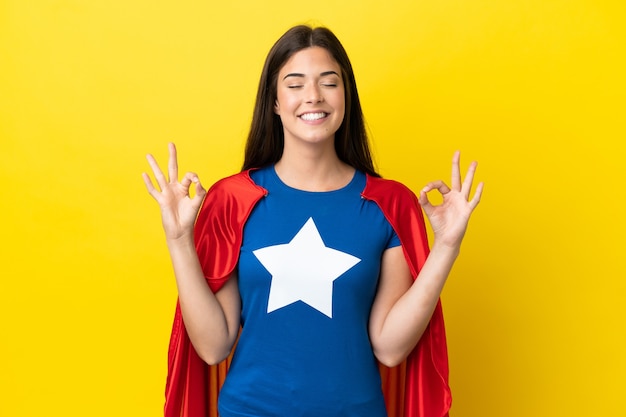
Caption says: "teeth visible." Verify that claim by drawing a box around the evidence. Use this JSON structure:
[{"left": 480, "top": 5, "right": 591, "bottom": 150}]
[{"left": 300, "top": 112, "right": 327, "bottom": 121}]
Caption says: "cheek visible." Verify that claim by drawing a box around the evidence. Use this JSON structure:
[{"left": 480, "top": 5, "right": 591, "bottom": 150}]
[
  {"left": 334, "top": 89, "right": 346, "bottom": 113},
  {"left": 274, "top": 92, "right": 292, "bottom": 112},
  {"left": 274, "top": 94, "right": 288, "bottom": 115},
  {"left": 335, "top": 96, "right": 346, "bottom": 119}
]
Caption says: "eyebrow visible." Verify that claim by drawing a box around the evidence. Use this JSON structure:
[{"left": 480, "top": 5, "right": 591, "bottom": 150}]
[{"left": 282, "top": 71, "right": 340, "bottom": 80}]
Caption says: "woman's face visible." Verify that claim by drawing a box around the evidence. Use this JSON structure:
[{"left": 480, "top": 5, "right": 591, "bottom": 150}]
[{"left": 274, "top": 46, "right": 345, "bottom": 148}]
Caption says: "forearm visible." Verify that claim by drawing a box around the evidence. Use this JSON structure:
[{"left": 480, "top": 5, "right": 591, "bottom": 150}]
[
  {"left": 372, "top": 243, "right": 459, "bottom": 367},
  {"left": 167, "top": 236, "right": 238, "bottom": 364}
]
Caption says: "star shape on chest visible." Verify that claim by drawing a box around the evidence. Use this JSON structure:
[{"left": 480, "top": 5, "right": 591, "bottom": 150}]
[{"left": 252, "top": 217, "right": 361, "bottom": 318}]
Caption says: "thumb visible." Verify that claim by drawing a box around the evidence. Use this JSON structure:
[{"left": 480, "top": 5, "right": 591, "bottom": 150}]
[
  {"left": 418, "top": 189, "right": 433, "bottom": 211},
  {"left": 192, "top": 176, "right": 206, "bottom": 200}
]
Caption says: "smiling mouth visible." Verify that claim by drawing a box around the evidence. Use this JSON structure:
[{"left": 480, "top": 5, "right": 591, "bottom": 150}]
[{"left": 299, "top": 112, "right": 328, "bottom": 121}]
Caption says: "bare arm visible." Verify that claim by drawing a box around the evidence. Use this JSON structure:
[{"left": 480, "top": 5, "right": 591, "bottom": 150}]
[
  {"left": 166, "top": 236, "right": 241, "bottom": 364},
  {"left": 369, "top": 244, "right": 457, "bottom": 367},
  {"left": 143, "top": 143, "right": 241, "bottom": 364},
  {"left": 369, "top": 152, "right": 483, "bottom": 367}
]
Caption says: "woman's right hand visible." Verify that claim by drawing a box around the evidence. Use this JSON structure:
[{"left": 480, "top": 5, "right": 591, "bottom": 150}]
[{"left": 142, "top": 142, "right": 207, "bottom": 241}]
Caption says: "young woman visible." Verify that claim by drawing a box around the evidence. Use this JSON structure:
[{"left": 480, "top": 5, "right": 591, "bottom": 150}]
[{"left": 143, "top": 25, "right": 483, "bottom": 417}]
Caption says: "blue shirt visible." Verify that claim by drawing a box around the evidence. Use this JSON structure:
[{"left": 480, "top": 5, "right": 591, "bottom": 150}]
[{"left": 218, "top": 166, "right": 400, "bottom": 417}]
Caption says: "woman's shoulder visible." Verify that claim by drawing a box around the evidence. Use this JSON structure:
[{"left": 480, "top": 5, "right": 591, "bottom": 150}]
[
  {"left": 208, "top": 170, "right": 265, "bottom": 195},
  {"left": 199, "top": 170, "right": 266, "bottom": 216},
  {"left": 364, "top": 174, "right": 418, "bottom": 202}
]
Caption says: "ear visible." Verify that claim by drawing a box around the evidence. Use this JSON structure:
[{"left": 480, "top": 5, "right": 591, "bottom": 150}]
[{"left": 273, "top": 100, "right": 280, "bottom": 114}]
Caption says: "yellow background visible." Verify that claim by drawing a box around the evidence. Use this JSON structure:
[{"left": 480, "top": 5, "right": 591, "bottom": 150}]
[{"left": 1, "top": 1, "right": 624, "bottom": 416}]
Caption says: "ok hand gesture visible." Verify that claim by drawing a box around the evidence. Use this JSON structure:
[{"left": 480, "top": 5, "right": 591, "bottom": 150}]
[
  {"left": 418, "top": 151, "right": 484, "bottom": 251},
  {"left": 142, "top": 143, "right": 207, "bottom": 241}
]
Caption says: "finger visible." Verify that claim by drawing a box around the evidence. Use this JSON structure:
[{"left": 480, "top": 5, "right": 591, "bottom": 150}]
[
  {"left": 418, "top": 189, "right": 432, "bottom": 210},
  {"left": 451, "top": 151, "right": 461, "bottom": 191},
  {"left": 419, "top": 180, "right": 451, "bottom": 215},
  {"left": 168, "top": 142, "right": 179, "bottom": 183},
  {"left": 146, "top": 153, "right": 168, "bottom": 190},
  {"left": 422, "top": 180, "right": 451, "bottom": 195},
  {"left": 180, "top": 172, "right": 200, "bottom": 195},
  {"left": 180, "top": 172, "right": 207, "bottom": 207},
  {"left": 141, "top": 172, "right": 161, "bottom": 200},
  {"left": 192, "top": 176, "right": 207, "bottom": 202},
  {"left": 468, "top": 181, "right": 484, "bottom": 210},
  {"left": 461, "top": 160, "right": 478, "bottom": 200}
]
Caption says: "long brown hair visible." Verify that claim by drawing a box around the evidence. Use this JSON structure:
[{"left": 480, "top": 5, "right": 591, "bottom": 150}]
[{"left": 242, "top": 25, "right": 379, "bottom": 177}]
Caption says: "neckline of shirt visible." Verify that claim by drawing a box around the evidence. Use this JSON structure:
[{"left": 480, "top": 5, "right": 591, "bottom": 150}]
[{"left": 268, "top": 165, "right": 363, "bottom": 195}]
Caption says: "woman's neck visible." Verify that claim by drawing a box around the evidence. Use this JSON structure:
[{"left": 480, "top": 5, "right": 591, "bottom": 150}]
[{"left": 274, "top": 149, "right": 355, "bottom": 192}]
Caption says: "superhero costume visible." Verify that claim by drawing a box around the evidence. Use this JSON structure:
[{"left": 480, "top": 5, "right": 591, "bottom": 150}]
[{"left": 164, "top": 170, "right": 452, "bottom": 417}]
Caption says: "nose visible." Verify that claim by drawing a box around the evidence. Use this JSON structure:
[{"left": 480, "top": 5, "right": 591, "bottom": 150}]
[{"left": 305, "top": 83, "right": 324, "bottom": 103}]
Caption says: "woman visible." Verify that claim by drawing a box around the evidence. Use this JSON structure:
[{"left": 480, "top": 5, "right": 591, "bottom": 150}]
[{"left": 143, "top": 25, "right": 482, "bottom": 417}]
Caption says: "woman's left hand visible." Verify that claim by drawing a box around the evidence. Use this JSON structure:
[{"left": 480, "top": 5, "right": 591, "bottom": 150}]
[{"left": 418, "top": 151, "right": 484, "bottom": 251}]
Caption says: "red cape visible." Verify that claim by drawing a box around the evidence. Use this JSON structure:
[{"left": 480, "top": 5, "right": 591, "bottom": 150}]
[{"left": 164, "top": 170, "right": 451, "bottom": 417}]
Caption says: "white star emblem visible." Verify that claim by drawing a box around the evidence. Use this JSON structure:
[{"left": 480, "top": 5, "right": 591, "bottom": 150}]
[{"left": 253, "top": 217, "right": 361, "bottom": 318}]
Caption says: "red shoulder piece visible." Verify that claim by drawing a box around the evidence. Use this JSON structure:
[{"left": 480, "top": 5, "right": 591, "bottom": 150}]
[
  {"left": 363, "top": 175, "right": 452, "bottom": 417},
  {"left": 164, "top": 171, "right": 265, "bottom": 417}
]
